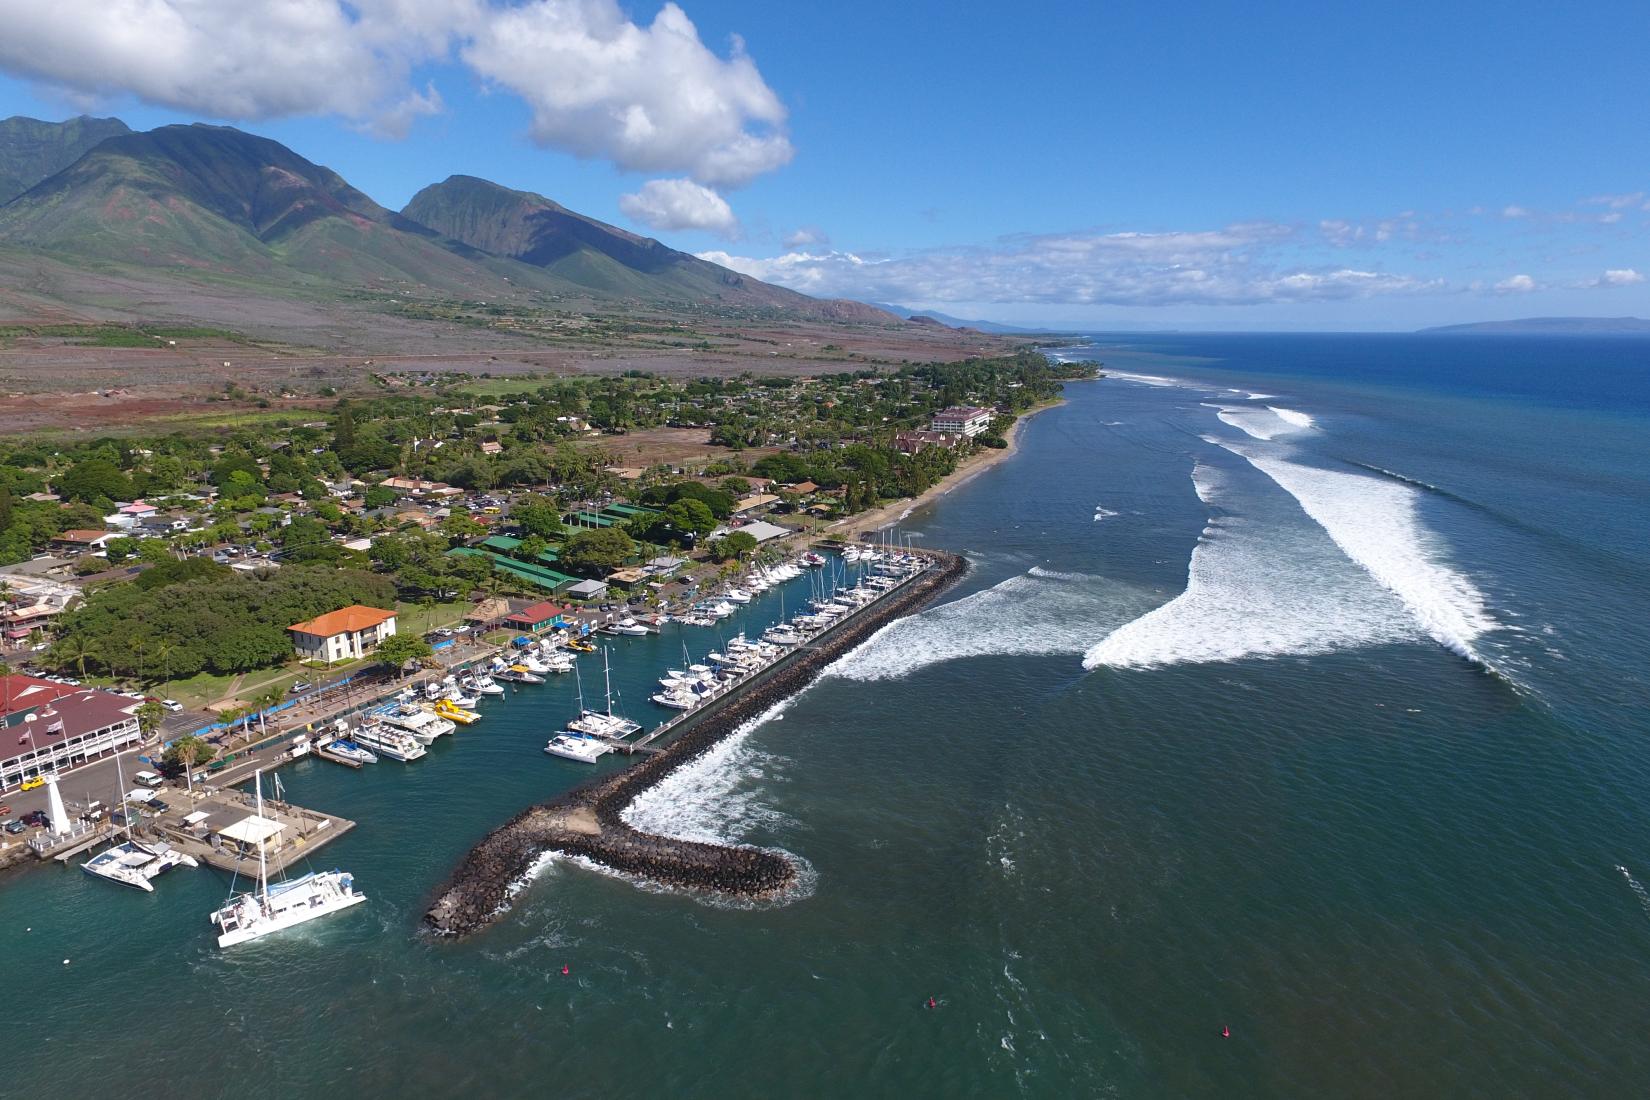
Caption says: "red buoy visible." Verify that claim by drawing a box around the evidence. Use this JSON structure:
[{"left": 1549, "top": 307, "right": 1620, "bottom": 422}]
[
  {"left": 1222, "top": 1025, "right": 1230, "bottom": 1038},
  {"left": 561, "top": 964, "right": 571, "bottom": 976}
]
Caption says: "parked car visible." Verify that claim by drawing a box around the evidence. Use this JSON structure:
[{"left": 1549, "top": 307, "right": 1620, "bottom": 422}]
[
  {"left": 133, "top": 770, "right": 164, "bottom": 788},
  {"left": 19, "top": 776, "right": 44, "bottom": 792},
  {"left": 3, "top": 820, "right": 25, "bottom": 835},
  {"left": 289, "top": 681, "right": 312, "bottom": 694},
  {"left": 160, "top": 699, "right": 183, "bottom": 713},
  {"left": 146, "top": 800, "right": 170, "bottom": 814}
]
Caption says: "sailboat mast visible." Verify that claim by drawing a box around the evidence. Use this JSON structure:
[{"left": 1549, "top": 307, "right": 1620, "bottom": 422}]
[
  {"left": 603, "top": 647, "right": 614, "bottom": 716},
  {"left": 254, "top": 770, "right": 268, "bottom": 902}
]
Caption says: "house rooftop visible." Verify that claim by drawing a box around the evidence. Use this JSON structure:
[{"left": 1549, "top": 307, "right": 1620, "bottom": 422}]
[{"left": 289, "top": 605, "right": 397, "bottom": 637}]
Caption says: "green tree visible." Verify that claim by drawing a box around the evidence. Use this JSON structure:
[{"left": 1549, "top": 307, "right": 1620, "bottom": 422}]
[
  {"left": 440, "top": 512, "right": 486, "bottom": 540},
  {"left": 161, "top": 734, "right": 216, "bottom": 773},
  {"left": 512, "top": 497, "right": 564, "bottom": 539},
  {"left": 364, "top": 485, "right": 397, "bottom": 508},
  {"left": 662, "top": 498, "right": 716, "bottom": 540},
  {"left": 334, "top": 401, "right": 357, "bottom": 454},
  {"left": 56, "top": 458, "right": 134, "bottom": 504},
  {"left": 375, "top": 633, "right": 432, "bottom": 675},
  {"left": 135, "top": 700, "right": 165, "bottom": 740},
  {"left": 706, "top": 530, "right": 758, "bottom": 562},
  {"left": 0, "top": 481, "right": 12, "bottom": 534},
  {"left": 560, "top": 527, "right": 635, "bottom": 576}
]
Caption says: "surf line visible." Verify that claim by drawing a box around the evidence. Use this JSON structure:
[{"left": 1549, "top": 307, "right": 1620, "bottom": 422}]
[{"left": 425, "top": 551, "right": 969, "bottom": 938}]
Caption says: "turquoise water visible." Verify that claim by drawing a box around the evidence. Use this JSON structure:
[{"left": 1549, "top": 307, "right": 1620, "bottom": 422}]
[{"left": 8, "top": 334, "right": 1650, "bottom": 1096}]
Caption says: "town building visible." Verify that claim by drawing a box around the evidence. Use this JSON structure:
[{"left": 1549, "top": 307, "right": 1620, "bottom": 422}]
[
  {"left": 565, "top": 579, "right": 609, "bottom": 601},
  {"left": 894, "top": 430, "right": 962, "bottom": 455},
  {"left": 51, "top": 529, "right": 116, "bottom": 551},
  {"left": 0, "top": 675, "right": 143, "bottom": 792},
  {"left": 287, "top": 605, "right": 398, "bottom": 663},
  {"left": 504, "top": 601, "right": 565, "bottom": 634},
  {"left": 930, "top": 406, "right": 994, "bottom": 437}
]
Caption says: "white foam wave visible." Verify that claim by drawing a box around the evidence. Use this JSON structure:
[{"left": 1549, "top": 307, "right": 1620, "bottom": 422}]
[
  {"left": 1219, "top": 441, "right": 1497, "bottom": 664},
  {"left": 1245, "top": 392, "right": 1277, "bottom": 400},
  {"left": 1212, "top": 404, "right": 1313, "bottom": 440},
  {"left": 622, "top": 700, "right": 795, "bottom": 845},
  {"left": 830, "top": 568, "right": 1148, "bottom": 681},
  {"left": 1106, "top": 369, "right": 1187, "bottom": 388},
  {"left": 1092, "top": 505, "right": 1120, "bottom": 522},
  {"left": 1085, "top": 462, "right": 1417, "bottom": 669}
]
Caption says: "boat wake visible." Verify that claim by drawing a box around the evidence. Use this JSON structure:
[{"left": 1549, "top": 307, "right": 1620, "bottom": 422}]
[
  {"left": 1617, "top": 864, "right": 1650, "bottom": 925},
  {"left": 1084, "top": 463, "right": 1418, "bottom": 669},
  {"left": 1093, "top": 505, "right": 1120, "bottom": 522},
  {"left": 829, "top": 566, "right": 1151, "bottom": 681}
]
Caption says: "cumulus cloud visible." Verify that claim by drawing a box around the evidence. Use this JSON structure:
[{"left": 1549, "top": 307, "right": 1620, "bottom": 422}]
[
  {"left": 619, "top": 178, "right": 738, "bottom": 237},
  {"left": 1501, "top": 205, "right": 1531, "bottom": 219},
  {"left": 0, "top": 0, "right": 791, "bottom": 185},
  {"left": 699, "top": 224, "right": 1445, "bottom": 307},
  {"left": 1593, "top": 268, "right": 1646, "bottom": 287},
  {"left": 1495, "top": 274, "right": 1538, "bottom": 293}
]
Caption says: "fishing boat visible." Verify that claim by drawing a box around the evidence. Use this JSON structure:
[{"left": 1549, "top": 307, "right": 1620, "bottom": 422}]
[
  {"left": 724, "top": 588, "right": 752, "bottom": 603},
  {"left": 493, "top": 665, "right": 545, "bottom": 684},
  {"left": 603, "top": 617, "right": 651, "bottom": 636},
  {"left": 463, "top": 673, "right": 505, "bottom": 696},
  {"left": 541, "top": 652, "right": 575, "bottom": 673},
  {"left": 209, "top": 770, "right": 366, "bottom": 948},
  {"left": 543, "top": 732, "right": 611, "bottom": 763}
]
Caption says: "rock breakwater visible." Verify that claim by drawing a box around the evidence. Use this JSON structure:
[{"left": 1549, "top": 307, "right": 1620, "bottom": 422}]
[{"left": 426, "top": 551, "right": 966, "bottom": 937}]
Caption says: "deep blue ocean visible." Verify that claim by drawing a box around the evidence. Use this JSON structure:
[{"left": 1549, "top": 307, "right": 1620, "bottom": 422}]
[{"left": 6, "top": 332, "right": 1650, "bottom": 1097}]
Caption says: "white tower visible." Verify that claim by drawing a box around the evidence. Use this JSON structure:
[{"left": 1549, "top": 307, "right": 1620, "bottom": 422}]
[{"left": 44, "top": 773, "right": 71, "bottom": 835}]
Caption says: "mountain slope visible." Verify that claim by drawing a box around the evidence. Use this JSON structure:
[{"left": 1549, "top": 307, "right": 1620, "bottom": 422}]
[
  {"left": 0, "top": 115, "right": 131, "bottom": 205},
  {"left": 0, "top": 124, "right": 560, "bottom": 296},
  {"left": 403, "top": 175, "right": 891, "bottom": 319},
  {"left": 1419, "top": 316, "right": 1650, "bottom": 334}
]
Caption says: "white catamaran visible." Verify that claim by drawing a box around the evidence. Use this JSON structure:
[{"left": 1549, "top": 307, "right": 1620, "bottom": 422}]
[
  {"left": 82, "top": 751, "right": 198, "bottom": 891},
  {"left": 209, "top": 770, "right": 366, "bottom": 948}
]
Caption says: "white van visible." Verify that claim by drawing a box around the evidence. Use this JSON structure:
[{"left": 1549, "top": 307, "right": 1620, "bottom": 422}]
[{"left": 133, "top": 770, "right": 164, "bottom": 788}]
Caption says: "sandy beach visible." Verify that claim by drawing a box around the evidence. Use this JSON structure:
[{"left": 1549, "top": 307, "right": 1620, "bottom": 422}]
[{"left": 840, "top": 398, "right": 1062, "bottom": 537}]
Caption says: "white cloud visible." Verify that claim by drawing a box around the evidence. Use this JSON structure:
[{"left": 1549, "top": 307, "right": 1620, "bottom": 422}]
[
  {"left": 1582, "top": 192, "right": 1646, "bottom": 210},
  {"left": 619, "top": 178, "right": 738, "bottom": 237},
  {"left": 783, "top": 226, "right": 828, "bottom": 249},
  {"left": 1495, "top": 274, "right": 1538, "bottom": 293},
  {"left": 0, "top": 0, "right": 791, "bottom": 185},
  {"left": 699, "top": 224, "right": 1445, "bottom": 307},
  {"left": 1594, "top": 268, "right": 1646, "bottom": 287},
  {"left": 1501, "top": 205, "right": 1531, "bottom": 219}
]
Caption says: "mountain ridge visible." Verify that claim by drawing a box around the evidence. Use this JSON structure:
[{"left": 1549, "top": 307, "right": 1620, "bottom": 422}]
[
  {"left": 0, "top": 114, "right": 131, "bottom": 205},
  {"left": 1419, "top": 316, "right": 1650, "bottom": 334}
]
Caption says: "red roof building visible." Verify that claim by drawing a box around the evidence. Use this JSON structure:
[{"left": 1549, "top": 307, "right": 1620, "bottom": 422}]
[{"left": 1, "top": 675, "right": 143, "bottom": 792}]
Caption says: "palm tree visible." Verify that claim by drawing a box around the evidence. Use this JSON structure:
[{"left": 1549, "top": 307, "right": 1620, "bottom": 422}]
[
  {"left": 154, "top": 640, "right": 176, "bottom": 686},
  {"left": 53, "top": 635, "right": 89, "bottom": 679}
]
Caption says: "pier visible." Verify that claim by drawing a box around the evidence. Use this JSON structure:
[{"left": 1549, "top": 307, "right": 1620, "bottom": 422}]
[{"left": 425, "top": 549, "right": 968, "bottom": 937}]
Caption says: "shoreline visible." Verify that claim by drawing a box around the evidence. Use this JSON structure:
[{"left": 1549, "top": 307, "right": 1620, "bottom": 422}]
[{"left": 845, "top": 398, "right": 1061, "bottom": 537}]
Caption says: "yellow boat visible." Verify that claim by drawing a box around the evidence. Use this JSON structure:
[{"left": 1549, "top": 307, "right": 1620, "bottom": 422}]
[
  {"left": 431, "top": 700, "right": 480, "bottom": 725},
  {"left": 567, "top": 639, "right": 595, "bottom": 653}
]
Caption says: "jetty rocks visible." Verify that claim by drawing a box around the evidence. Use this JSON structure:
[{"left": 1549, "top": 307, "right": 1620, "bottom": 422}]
[{"left": 426, "top": 549, "right": 967, "bottom": 937}]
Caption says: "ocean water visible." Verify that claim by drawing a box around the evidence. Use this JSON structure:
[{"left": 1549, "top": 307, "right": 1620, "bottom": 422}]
[{"left": 8, "top": 333, "right": 1650, "bottom": 1097}]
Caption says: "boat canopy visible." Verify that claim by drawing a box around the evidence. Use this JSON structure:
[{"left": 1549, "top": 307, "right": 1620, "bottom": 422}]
[{"left": 218, "top": 815, "right": 284, "bottom": 845}]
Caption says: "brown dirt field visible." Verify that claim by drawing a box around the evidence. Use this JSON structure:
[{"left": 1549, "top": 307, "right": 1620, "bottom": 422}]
[{"left": 596, "top": 427, "right": 780, "bottom": 471}]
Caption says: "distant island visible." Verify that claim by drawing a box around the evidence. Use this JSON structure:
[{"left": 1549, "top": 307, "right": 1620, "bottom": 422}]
[{"left": 1419, "top": 317, "right": 1650, "bottom": 335}]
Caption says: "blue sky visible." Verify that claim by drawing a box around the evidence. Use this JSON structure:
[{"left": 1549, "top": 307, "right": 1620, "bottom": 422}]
[{"left": 0, "top": 0, "right": 1647, "bottom": 329}]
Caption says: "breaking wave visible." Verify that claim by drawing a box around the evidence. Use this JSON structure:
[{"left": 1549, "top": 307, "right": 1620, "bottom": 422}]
[
  {"left": 1106, "top": 369, "right": 1188, "bottom": 388},
  {"left": 830, "top": 567, "right": 1147, "bottom": 681},
  {"left": 1212, "top": 404, "right": 1315, "bottom": 440},
  {"left": 1218, "top": 440, "right": 1498, "bottom": 666},
  {"left": 622, "top": 700, "right": 797, "bottom": 845},
  {"left": 1084, "top": 462, "right": 1417, "bottom": 669}
]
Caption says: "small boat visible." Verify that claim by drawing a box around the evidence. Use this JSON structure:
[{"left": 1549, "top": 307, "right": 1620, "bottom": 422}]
[
  {"left": 326, "top": 739, "right": 378, "bottom": 765},
  {"left": 604, "top": 617, "right": 651, "bottom": 636},
  {"left": 493, "top": 666, "right": 545, "bottom": 684},
  {"left": 650, "top": 688, "right": 701, "bottom": 710},
  {"left": 724, "top": 588, "right": 752, "bottom": 603},
  {"left": 544, "top": 733, "right": 610, "bottom": 763},
  {"left": 567, "top": 638, "right": 596, "bottom": 653},
  {"left": 465, "top": 673, "right": 505, "bottom": 696},
  {"left": 542, "top": 653, "right": 575, "bottom": 673},
  {"left": 431, "top": 700, "right": 479, "bottom": 725}
]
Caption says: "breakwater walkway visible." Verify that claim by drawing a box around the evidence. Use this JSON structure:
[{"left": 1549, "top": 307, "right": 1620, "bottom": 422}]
[{"left": 425, "top": 550, "right": 967, "bottom": 937}]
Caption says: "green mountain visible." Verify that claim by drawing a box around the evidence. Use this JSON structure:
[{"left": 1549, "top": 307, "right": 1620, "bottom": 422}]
[
  {"left": 0, "top": 115, "right": 131, "bottom": 205},
  {"left": 402, "top": 175, "right": 889, "bottom": 320},
  {"left": 0, "top": 122, "right": 893, "bottom": 323},
  {"left": 0, "top": 123, "right": 563, "bottom": 296}
]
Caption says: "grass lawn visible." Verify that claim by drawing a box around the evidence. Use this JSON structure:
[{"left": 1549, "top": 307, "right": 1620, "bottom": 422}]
[
  {"left": 396, "top": 598, "right": 474, "bottom": 637},
  {"left": 153, "top": 669, "right": 245, "bottom": 710}
]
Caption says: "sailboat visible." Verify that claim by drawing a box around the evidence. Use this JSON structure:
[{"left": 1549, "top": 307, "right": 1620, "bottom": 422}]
[
  {"left": 565, "top": 648, "right": 642, "bottom": 739},
  {"left": 82, "top": 751, "right": 198, "bottom": 891},
  {"left": 208, "top": 769, "right": 366, "bottom": 948}
]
